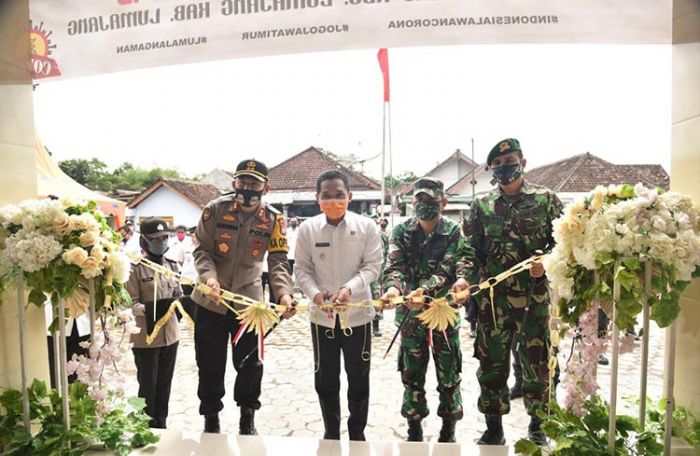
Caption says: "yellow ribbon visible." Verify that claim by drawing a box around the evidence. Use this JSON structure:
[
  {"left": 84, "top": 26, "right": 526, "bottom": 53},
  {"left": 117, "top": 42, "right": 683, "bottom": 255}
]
[
  {"left": 126, "top": 253, "right": 543, "bottom": 336},
  {"left": 145, "top": 299, "right": 195, "bottom": 345}
]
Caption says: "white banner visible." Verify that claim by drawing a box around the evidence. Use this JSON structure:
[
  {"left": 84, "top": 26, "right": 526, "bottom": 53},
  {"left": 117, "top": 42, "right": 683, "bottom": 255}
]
[{"left": 29, "top": 0, "right": 671, "bottom": 81}]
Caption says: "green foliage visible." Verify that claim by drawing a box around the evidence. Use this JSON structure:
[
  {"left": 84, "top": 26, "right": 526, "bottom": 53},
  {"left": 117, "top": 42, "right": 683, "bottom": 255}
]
[
  {"left": 384, "top": 171, "right": 419, "bottom": 191},
  {"left": 515, "top": 396, "right": 699, "bottom": 456},
  {"left": 57, "top": 158, "right": 185, "bottom": 192},
  {"left": 0, "top": 380, "right": 158, "bottom": 456},
  {"left": 58, "top": 158, "right": 110, "bottom": 191},
  {"left": 558, "top": 254, "right": 691, "bottom": 331}
]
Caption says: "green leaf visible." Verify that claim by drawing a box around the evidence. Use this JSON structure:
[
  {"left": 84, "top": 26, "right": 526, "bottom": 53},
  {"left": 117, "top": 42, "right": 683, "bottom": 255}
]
[
  {"left": 614, "top": 266, "right": 640, "bottom": 292},
  {"left": 127, "top": 396, "right": 146, "bottom": 412},
  {"left": 598, "top": 251, "right": 616, "bottom": 266},
  {"left": 514, "top": 438, "right": 542, "bottom": 455},
  {"left": 650, "top": 297, "right": 680, "bottom": 328},
  {"left": 621, "top": 257, "right": 641, "bottom": 272},
  {"left": 28, "top": 288, "right": 47, "bottom": 307}
]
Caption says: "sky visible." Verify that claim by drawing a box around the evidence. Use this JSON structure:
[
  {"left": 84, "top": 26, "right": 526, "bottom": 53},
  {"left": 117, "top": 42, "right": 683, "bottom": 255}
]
[{"left": 32, "top": 43, "right": 672, "bottom": 181}]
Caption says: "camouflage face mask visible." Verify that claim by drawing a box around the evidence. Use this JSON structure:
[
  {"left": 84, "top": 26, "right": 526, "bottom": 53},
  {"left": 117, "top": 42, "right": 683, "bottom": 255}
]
[
  {"left": 491, "top": 162, "right": 522, "bottom": 186},
  {"left": 415, "top": 199, "right": 441, "bottom": 221}
]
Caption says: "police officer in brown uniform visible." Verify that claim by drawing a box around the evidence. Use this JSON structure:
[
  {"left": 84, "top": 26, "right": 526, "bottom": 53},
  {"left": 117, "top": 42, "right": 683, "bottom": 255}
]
[
  {"left": 192, "top": 159, "right": 295, "bottom": 434},
  {"left": 127, "top": 218, "right": 183, "bottom": 429}
]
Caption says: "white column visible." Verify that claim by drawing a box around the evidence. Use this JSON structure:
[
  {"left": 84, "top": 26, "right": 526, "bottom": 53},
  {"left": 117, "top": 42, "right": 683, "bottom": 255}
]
[{"left": 0, "top": 0, "right": 49, "bottom": 390}]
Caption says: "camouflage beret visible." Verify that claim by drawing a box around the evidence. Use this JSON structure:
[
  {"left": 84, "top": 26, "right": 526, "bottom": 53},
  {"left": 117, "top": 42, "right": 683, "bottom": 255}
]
[
  {"left": 413, "top": 177, "right": 444, "bottom": 198},
  {"left": 487, "top": 138, "right": 522, "bottom": 166}
]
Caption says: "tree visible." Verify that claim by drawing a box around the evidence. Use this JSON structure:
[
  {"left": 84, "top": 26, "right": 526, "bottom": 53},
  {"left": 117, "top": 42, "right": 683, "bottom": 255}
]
[
  {"left": 58, "top": 158, "right": 110, "bottom": 191},
  {"left": 58, "top": 158, "right": 185, "bottom": 192},
  {"left": 384, "top": 171, "right": 419, "bottom": 191}
]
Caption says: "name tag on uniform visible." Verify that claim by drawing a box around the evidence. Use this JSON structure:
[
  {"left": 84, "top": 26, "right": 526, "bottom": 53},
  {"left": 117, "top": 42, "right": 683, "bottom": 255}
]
[
  {"left": 315, "top": 242, "right": 330, "bottom": 247},
  {"left": 141, "top": 277, "right": 154, "bottom": 282}
]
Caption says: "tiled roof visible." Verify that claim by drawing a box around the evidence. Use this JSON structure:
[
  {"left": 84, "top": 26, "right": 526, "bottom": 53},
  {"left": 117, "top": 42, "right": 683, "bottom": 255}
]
[
  {"left": 267, "top": 146, "right": 381, "bottom": 192},
  {"left": 128, "top": 179, "right": 222, "bottom": 209},
  {"left": 525, "top": 152, "right": 670, "bottom": 192}
]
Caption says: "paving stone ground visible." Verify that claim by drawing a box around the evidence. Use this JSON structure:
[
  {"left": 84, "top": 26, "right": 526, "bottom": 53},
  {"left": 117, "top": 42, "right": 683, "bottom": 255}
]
[{"left": 118, "top": 307, "right": 666, "bottom": 445}]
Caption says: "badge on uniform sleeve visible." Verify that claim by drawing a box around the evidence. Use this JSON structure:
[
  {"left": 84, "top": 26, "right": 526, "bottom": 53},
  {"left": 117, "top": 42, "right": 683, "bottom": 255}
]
[
  {"left": 268, "top": 216, "right": 289, "bottom": 253},
  {"left": 218, "top": 242, "right": 230, "bottom": 254},
  {"left": 202, "top": 208, "right": 212, "bottom": 221}
]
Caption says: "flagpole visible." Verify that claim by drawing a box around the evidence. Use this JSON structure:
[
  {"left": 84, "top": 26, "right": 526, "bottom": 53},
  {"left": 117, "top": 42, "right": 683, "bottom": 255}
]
[
  {"left": 387, "top": 100, "right": 394, "bottom": 225},
  {"left": 377, "top": 48, "right": 391, "bottom": 221},
  {"left": 380, "top": 102, "right": 387, "bottom": 219}
]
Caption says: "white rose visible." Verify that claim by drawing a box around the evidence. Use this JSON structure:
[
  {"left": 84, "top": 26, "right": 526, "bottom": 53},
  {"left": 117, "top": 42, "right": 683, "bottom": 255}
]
[
  {"left": 90, "top": 245, "right": 107, "bottom": 265},
  {"left": 80, "top": 230, "right": 100, "bottom": 248},
  {"left": 53, "top": 211, "right": 72, "bottom": 235},
  {"left": 62, "top": 247, "right": 89, "bottom": 266},
  {"left": 81, "top": 257, "right": 103, "bottom": 279},
  {"left": 70, "top": 214, "right": 89, "bottom": 231}
]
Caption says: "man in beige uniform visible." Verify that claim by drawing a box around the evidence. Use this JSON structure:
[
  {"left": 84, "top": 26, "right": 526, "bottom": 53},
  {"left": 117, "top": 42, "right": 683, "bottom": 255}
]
[
  {"left": 193, "top": 159, "right": 295, "bottom": 434},
  {"left": 128, "top": 218, "right": 183, "bottom": 429}
]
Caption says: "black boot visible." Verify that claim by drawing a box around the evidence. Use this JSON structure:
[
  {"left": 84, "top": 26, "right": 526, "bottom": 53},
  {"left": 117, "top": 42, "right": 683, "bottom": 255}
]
[
  {"left": 406, "top": 420, "right": 423, "bottom": 442},
  {"left": 528, "top": 417, "right": 546, "bottom": 446},
  {"left": 239, "top": 407, "right": 258, "bottom": 435},
  {"left": 320, "top": 399, "right": 341, "bottom": 440},
  {"left": 438, "top": 418, "right": 456, "bottom": 443},
  {"left": 598, "top": 354, "right": 609, "bottom": 365},
  {"left": 510, "top": 377, "right": 523, "bottom": 400},
  {"left": 372, "top": 319, "right": 382, "bottom": 337},
  {"left": 477, "top": 414, "right": 505, "bottom": 445},
  {"left": 348, "top": 399, "right": 368, "bottom": 441},
  {"left": 204, "top": 413, "right": 220, "bottom": 433}
]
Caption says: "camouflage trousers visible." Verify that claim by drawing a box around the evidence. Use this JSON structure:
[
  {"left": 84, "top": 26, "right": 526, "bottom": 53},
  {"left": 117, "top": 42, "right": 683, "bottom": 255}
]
[
  {"left": 398, "top": 316, "right": 463, "bottom": 421},
  {"left": 474, "top": 290, "right": 551, "bottom": 417}
]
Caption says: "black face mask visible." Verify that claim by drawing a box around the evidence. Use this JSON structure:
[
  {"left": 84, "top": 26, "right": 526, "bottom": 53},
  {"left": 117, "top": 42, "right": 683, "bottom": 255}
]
[
  {"left": 235, "top": 188, "right": 263, "bottom": 207},
  {"left": 491, "top": 162, "right": 522, "bottom": 186},
  {"left": 140, "top": 237, "right": 169, "bottom": 259}
]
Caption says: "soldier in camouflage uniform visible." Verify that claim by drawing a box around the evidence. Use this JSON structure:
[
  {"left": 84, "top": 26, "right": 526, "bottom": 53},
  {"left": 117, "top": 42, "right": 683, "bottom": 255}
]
[
  {"left": 380, "top": 178, "right": 472, "bottom": 443},
  {"left": 370, "top": 218, "right": 390, "bottom": 337},
  {"left": 461, "top": 138, "right": 563, "bottom": 445}
]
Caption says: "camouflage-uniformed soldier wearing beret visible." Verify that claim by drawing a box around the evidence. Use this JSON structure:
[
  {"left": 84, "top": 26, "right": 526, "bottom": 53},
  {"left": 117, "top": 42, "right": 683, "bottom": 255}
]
[
  {"left": 193, "top": 159, "right": 295, "bottom": 435},
  {"left": 380, "top": 177, "right": 473, "bottom": 443},
  {"left": 462, "top": 139, "right": 563, "bottom": 445}
]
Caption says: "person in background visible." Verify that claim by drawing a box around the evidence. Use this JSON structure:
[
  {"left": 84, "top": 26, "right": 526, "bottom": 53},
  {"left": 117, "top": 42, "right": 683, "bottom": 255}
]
[
  {"left": 287, "top": 216, "right": 299, "bottom": 276},
  {"left": 167, "top": 225, "right": 193, "bottom": 267},
  {"left": 127, "top": 218, "right": 182, "bottom": 429},
  {"left": 260, "top": 251, "right": 276, "bottom": 304},
  {"left": 119, "top": 222, "right": 142, "bottom": 256},
  {"left": 370, "top": 217, "right": 390, "bottom": 337}
]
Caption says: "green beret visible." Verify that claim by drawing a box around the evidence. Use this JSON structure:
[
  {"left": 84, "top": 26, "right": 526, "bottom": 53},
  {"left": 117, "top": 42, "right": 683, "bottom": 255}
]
[{"left": 487, "top": 138, "right": 521, "bottom": 166}]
